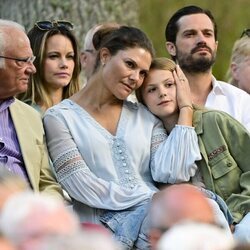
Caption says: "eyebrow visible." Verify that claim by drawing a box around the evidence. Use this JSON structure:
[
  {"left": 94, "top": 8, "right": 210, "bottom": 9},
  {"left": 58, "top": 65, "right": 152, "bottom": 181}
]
[{"left": 182, "top": 28, "right": 214, "bottom": 34}]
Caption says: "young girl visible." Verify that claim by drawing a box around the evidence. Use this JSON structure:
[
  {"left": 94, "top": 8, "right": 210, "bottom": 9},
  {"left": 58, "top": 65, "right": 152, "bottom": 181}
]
[{"left": 136, "top": 57, "right": 250, "bottom": 243}]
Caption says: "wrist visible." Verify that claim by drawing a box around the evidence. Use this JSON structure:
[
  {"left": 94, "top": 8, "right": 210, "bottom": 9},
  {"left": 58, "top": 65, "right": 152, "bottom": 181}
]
[{"left": 179, "top": 104, "right": 193, "bottom": 110}]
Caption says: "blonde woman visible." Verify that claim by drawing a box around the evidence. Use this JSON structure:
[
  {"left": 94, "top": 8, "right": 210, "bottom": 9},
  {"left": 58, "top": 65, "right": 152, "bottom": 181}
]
[{"left": 226, "top": 32, "right": 250, "bottom": 94}]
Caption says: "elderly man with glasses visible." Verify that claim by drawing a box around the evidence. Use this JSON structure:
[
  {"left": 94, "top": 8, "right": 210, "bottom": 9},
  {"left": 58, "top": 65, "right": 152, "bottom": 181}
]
[{"left": 0, "top": 19, "right": 63, "bottom": 199}]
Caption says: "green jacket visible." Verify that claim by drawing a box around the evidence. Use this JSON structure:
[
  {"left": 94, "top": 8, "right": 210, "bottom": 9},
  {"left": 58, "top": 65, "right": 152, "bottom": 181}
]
[{"left": 193, "top": 106, "right": 250, "bottom": 223}]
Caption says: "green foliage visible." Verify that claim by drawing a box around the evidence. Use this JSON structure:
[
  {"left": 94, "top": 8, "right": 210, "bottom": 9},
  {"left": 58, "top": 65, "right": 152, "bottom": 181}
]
[
  {"left": 138, "top": 0, "right": 250, "bottom": 80},
  {"left": 50, "top": 0, "right": 71, "bottom": 11}
]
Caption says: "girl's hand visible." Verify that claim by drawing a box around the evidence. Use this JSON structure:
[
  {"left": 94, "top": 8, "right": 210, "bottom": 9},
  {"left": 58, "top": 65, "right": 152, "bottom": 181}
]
[
  {"left": 174, "top": 65, "right": 193, "bottom": 127},
  {"left": 173, "top": 65, "right": 192, "bottom": 110}
]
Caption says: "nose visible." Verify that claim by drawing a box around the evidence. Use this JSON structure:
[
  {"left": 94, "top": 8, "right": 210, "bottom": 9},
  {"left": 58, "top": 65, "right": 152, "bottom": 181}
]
[
  {"left": 129, "top": 70, "right": 140, "bottom": 83},
  {"left": 26, "top": 63, "right": 36, "bottom": 74},
  {"left": 59, "top": 58, "right": 69, "bottom": 68},
  {"left": 159, "top": 92, "right": 167, "bottom": 98},
  {"left": 196, "top": 31, "right": 207, "bottom": 43}
]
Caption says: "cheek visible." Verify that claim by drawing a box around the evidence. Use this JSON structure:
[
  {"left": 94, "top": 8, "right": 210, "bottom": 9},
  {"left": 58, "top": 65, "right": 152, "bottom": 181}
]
[{"left": 143, "top": 94, "right": 155, "bottom": 108}]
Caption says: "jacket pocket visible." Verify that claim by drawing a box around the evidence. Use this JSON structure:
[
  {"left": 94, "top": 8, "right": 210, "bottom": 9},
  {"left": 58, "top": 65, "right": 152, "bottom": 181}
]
[{"left": 210, "top": 151, "right": 242, "bottom": 200}]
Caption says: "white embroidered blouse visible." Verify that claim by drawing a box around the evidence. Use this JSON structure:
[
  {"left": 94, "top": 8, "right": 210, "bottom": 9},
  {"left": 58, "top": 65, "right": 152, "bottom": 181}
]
[{"left": 43, "top": 99, "right": 201, "bottom": 222}]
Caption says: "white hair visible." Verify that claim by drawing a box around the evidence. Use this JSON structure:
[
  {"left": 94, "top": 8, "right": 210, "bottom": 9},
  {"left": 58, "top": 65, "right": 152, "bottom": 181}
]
[
  {"left": 0, "top": 192, "right": 78, "bottom": 244},
  {"left": 156, "top": 222, "right": 235, "bottom": 250},
  {"left": 38, "top": 230, "right": 122, "bottom": 250},
  {"left": 83, "top": 24, "right": 103, "bottom": 51},
  {"left": 0, "top": 19, "right": 25, "bottom": 68}
]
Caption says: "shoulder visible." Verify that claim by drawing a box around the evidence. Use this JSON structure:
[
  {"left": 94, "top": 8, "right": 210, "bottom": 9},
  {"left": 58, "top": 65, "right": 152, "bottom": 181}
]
[
  {"left": 194, "top": 106, "right": 246, "bottom": 129},
  {"left": 11, "top": 98, "right": 41, "bottom": 118},
  {"left": 214, "top": 79, "right": 250, "bottom": 98},
  {"left": 124, "top": 100, "right": 160, "bottom": 121},
  {"left": 44, "top": 99, "right": 74, "bottom": 117}
]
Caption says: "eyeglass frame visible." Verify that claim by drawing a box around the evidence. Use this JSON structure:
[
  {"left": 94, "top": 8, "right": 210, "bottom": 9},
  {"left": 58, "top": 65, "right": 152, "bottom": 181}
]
[
  {"left": 0, "top": 55, "right": 36, "bottom": 67},
  {"left": 240, "top": 28, "right": 250, "bottom": 38},
  {"left": 83, "top": 49, "right": 95, "bottom": 54},
  {"left": 34, "top": 20, "right": 74, "bottom": 31}
]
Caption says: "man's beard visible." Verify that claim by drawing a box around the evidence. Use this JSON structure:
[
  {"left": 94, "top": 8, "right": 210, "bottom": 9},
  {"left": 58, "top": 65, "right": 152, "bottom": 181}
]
[{"left": 176, "top": 46, "right": 216, "bottom": 73}]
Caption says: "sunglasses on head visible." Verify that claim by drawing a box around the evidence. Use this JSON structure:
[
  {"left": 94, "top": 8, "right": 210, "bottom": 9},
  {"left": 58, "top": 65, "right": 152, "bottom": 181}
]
[
  {"left": 34, "top": 20, "right": 74, "bottom": 31},
  {"left": 240, "top": 28, "right": 250, "bottom": 38}
]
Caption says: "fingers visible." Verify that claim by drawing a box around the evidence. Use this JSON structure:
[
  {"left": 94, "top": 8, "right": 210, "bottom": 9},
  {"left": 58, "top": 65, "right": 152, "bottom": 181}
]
[{"left": 175, "top": 64, "right": 187, "bottom": 82}]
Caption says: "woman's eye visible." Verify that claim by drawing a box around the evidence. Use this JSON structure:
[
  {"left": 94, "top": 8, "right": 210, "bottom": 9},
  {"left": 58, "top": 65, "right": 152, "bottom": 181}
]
[
  {"left": 48, "top": 54, "right": 58, "bottom": 59},
  {"left": 140, "top": 71, "right": 147, "bottom": 78},
  {"left": 126, "top": 61, "right": 134, "bottom": 68},
  {"left": 67, "top": 54, "right": 75, "bottom": 59}
]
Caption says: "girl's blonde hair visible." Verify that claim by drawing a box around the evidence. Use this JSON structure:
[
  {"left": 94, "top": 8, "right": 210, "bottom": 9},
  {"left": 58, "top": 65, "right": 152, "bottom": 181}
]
[{"left": 136, "top": 57, "right": 176, "bottom": 104}]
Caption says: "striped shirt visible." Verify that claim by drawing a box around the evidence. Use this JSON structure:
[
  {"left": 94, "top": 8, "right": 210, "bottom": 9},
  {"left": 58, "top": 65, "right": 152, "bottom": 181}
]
[{"left": 0, "top": 97, "right": 29, "bottom": 181}]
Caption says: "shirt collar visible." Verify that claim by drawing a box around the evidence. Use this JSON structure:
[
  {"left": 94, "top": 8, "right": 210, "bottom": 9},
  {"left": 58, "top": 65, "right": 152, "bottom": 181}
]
[
  {"left": 0, "top": 97, "right": 15, "bottom": 112},
  {"left": 211, "top": 76, "right": 225, "bottom": 95}
]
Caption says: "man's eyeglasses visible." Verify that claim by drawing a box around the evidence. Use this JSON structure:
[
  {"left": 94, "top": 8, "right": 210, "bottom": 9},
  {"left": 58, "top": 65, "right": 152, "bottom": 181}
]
[
  {"left": 84, "top": 49, "right": 94, "bottom": 54},
  {"left": 34, "top": 20, "right": 74, "bottom": 31},
  {"left": 240, "top": 28, "right": 250, "bottom": 38},
  {"left": 0, "top": 55, "right": 36, "bottom": 67}
]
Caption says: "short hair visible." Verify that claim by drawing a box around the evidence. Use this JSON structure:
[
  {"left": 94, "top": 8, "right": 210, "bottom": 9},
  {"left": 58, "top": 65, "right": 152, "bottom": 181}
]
[
  {"left": 227, "top": 36, "right": 250, "bottom": 86},
  {"left": 0, "top": 19, "right": 25, "bottom": 68},
  {"left": 165, "top": 5, "right": 218, "bottom": 43},
  {"left": 83, "top": 22, "right": 121, "bottom": 51},
  {"left": 157, "top": 222, "right": 234, "bottom": 250},
  {"left": 17, "top": 23, "right": 81, "bottom": 109},
  {"left": 92, "top": 25, "right": 155, "bottom": 73},
  {"left": 135, "top": 57, "right": 176, "bottom": 104},
  {"left": 0, "top": 192, "right": 79, "bottom": 244}
]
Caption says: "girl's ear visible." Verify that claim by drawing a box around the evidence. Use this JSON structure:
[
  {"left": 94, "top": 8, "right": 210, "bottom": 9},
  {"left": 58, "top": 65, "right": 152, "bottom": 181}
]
[{"left": 100, "top": 47, "right": 111, "bottom": 65}]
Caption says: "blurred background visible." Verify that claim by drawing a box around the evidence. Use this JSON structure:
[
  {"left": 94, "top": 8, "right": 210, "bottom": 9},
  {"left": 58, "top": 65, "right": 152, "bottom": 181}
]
[{"left": 0, "top": 0, "right": 249, "bottom": 80}]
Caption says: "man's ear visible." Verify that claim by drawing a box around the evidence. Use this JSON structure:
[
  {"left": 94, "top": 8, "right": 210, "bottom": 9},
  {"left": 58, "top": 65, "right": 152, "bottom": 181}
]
[
  {"left": 100, "top": 47, "right": 111, "bottom": 65},
  {"left": 166, "top": 42, "right": 176, "bottom": 57},
  {"left": 80, "top": 52, "right": 87, "bottom": 68}
]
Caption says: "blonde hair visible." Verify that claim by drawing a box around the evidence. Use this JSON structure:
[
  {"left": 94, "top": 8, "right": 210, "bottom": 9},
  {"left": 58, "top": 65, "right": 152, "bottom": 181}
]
[
  {"left": 226, "top": 36, "right": 250, "bottom": 86},
  {"left": 136, "top": 57, "right": 176, "bottom": 104}
]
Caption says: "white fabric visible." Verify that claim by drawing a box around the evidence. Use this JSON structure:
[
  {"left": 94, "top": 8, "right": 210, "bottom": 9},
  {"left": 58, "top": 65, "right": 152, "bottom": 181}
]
[
  {"left": 234, "top": 212, "right": 250, "bottom": 243},
  {"left": 206, "top": 76, "right": 250, "bottom": 131},
  {"left": 207, "top": 198, "right": 231, "bottom": 234},
  {"left": 152, "top": 125, "right": 201, "bottom": 183},
  {"left": 43, "top": 99, "right": 201, "bottom": 223}
]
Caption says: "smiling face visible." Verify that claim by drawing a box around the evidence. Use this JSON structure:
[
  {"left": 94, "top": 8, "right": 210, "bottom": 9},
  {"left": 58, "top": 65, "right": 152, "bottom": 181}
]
[
  {"left": 101, "top": 47, "right": 152, "bottom": 100},
  {"left": 142, "top": 68, "right": 178, "bottom": 120},
  {"left": 166, "top": 13, "right": 218, "bottom": 73},
  {"left": 43, "top": 34, "right": 75, "bottom": 91}
]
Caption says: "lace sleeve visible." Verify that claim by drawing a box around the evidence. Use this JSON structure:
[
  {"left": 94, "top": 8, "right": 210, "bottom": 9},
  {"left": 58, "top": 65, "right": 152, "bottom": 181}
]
[
  {"left": 43, "top": 111, "right": 152, "bottom": 210},
  {"left": 151, "top": 125, "right": 201, "bottom": 183}
]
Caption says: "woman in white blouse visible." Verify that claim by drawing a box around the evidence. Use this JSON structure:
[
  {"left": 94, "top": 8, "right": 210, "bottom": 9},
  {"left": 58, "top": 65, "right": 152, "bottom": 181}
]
[{"left": 43, "top": 26, "right": 200, "bottom": 249}]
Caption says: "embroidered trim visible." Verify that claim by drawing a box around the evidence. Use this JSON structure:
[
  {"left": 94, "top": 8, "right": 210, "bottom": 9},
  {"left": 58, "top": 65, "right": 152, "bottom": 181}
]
[
  {"left": 208, "top": 145, "right": 226, "bottom": 161},
  {"left": 53, "top": 148, "right": 88, "bottom": 181}
]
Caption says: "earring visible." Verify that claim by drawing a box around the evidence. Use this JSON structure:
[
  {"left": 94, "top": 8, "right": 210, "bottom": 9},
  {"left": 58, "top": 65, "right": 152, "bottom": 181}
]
[{"left": 102, "top": 61, "right": 105, "bottom": 66}]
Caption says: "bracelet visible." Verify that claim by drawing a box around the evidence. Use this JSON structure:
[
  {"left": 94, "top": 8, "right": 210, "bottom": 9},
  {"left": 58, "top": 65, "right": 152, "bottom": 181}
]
[{"left": 179, "top": 105, "right": 193, "bottom": 110}]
